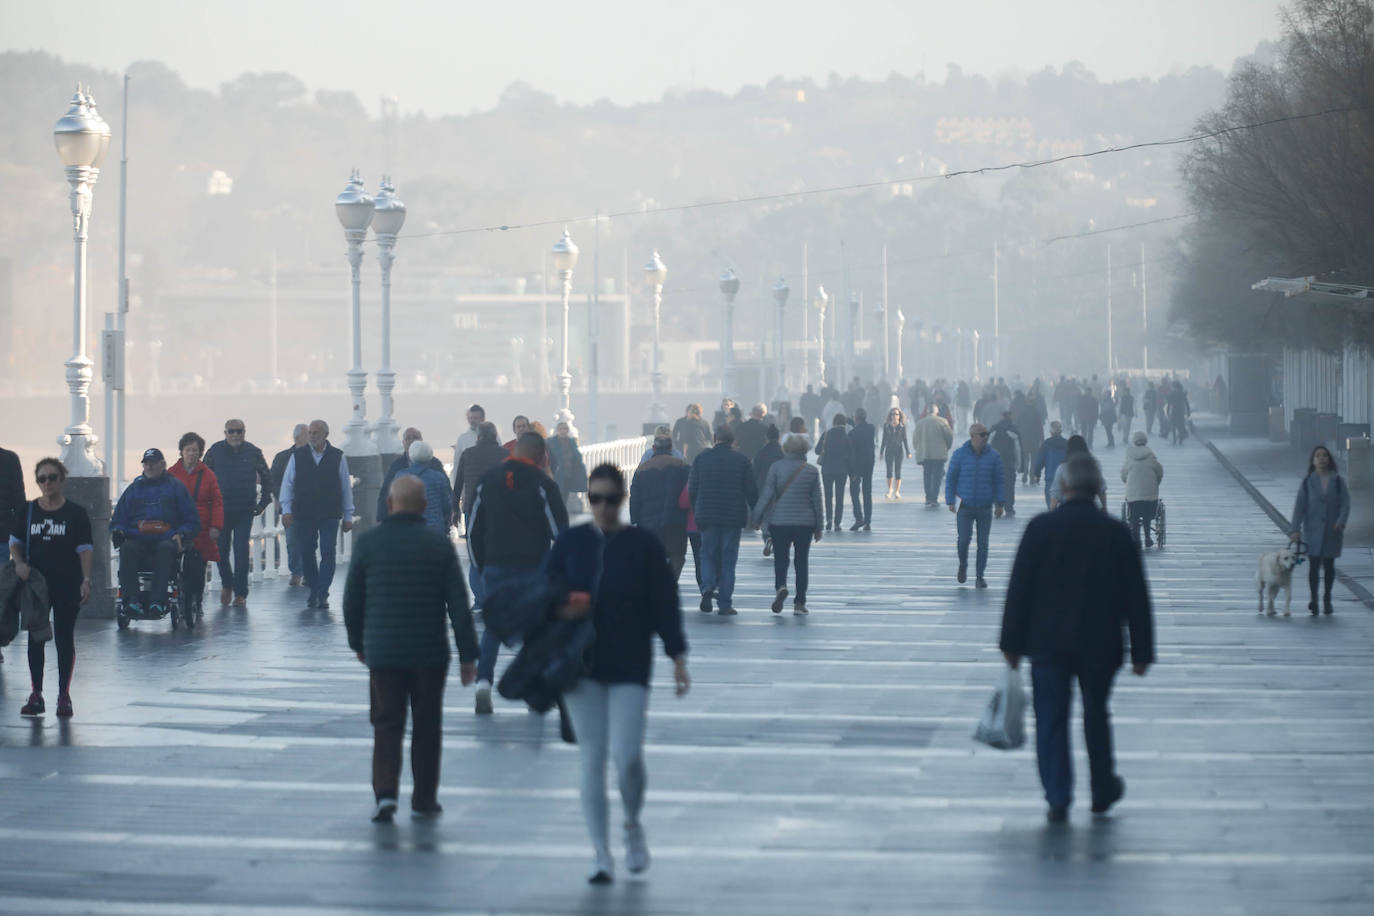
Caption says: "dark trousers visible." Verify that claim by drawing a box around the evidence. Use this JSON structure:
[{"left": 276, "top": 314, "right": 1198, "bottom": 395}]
[
  {"left": 369, "top": 664, "right": 448, "bottom": 808},
  {"left": 823, "top": 472, "right": 847, "bottom": 526},
  {"left": 1144, "top": 408, "right": 1156, "bottom": 435},
  {"left": 770, "top": 525, "right": 812, "bottom": 604},
  {"left": 848, "top": 469, "right": 873, "bottom": 525},
  {"left": 1101, "top": 420, "right": 1115, "bottom": 448},
  {"left": 922, "top": 460, "right": 945, "bottom": 505},
  {"left": 657, "top": 526, "right": 688, "bottom": 581},
  {"left": 1031, "top": 653, "right": 1119, "bottom": 810},
  {"left": 216, "top": 511, "right": 254, "bottom": 597},
  {"left": 297, "top": 518, "right": 339, "bottom": 601},
  {"left": 1127, "top": 500, "right": 1159, "bottom": 547},
  {"left": 1309, "top": 557, "right": 1336, "bottom": 602},
  {"left": 1080, "top": 420, "right": 1096, "bottom": 449},
  {"left": 1002, "top": 466, "right": 1018, "bottom": 511},
  {"left": 955, "top": 504, "right": 992, "bottom": 577},
  {"left": 28, "top": 596, "right": 80, "bottom": 695},
  {"left": 686, "top": 532, "right": 702, "bottom": 589},
  {"left": 884, "top": 452, "right": 904, "bottom": 480},
  {"left": 181, "top": 549, "right": 208, "bottom": 609},
  {"left": 119, "top": 539, "right": 177, "bottom": 606}
]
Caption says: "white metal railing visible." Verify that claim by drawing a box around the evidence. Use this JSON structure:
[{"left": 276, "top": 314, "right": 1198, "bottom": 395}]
[{"left": 581, "top": 435, "right": 654, "bottom": 477}]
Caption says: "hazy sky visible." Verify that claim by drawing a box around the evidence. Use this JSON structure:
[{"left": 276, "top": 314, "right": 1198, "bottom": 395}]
[{"left": 6, "top": 0, "right": 1284, "bottom": 115}]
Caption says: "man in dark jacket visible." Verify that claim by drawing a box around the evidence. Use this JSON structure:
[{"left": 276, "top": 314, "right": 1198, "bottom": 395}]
[
  {"left": 751, "top": 423, "right": 785, "bottom": 555},
  {"left": 736, "top": 404, "right": 769, "bottom": 461},
  {"left": 111, "top": 448, "right": 200, "bottom": 615},
  {"left": 1076, "top": 388, "right": 1100, "bottom": 449},
  {"left": 1030, "top": 422, "right": 1070, "bottom": 509},
  {"left": 204, "top": 418, "right": 274, "bottom": 606},
  {"left": 271, "top": 424, "right": 307, "bottom": 586},
  {"left": 343, "top": 475, "right": 478, "bottom": 823},
  {"left": 672, "top": 404, "right": 712, "bottom": 465},
  {"left": 846, "top": 407, "right": 877, "bottom": 531},
  {"left": 0, "top": 445, "right": 23, "bottom": 545},
  {"left": 988, "top": 411, "right": 1023, "bottom": 517},
  {"left": 453, "top": 422, "right": 507, "bottom": 527},
  {"left": 467, "top": 432, "right": 569, "bottom": 713},
  {"left": 687, "top": 424, "right": 757, "bottom": 615},
  {"left": 280, "top": 420, "right": 355, "bottom": 610},
  {"left": 631, "top": 431, "right": 690, "bottom": 577},
  {"left": 799, "top": 385, "right": 822, "bottom": 439},
  {"left": 377, "top": 427, "right": 444, "bottom": 522},
  {"left": 1000, "top": 454, "right": 1155, "bottom": 823}
]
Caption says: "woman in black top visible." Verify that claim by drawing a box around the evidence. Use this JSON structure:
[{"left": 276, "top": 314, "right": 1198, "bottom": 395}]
[
  {"left": 8, "top": 458, "right": 93, "bottom": 719},
  {"left": 816, "top": 414, "right": 852, "bottom": 531},
  {"left": 546, "top": 463, "right": 689, "bottom": 885},
  {"left": 881, "top": 407, "right": 911, "bottom": 500}
]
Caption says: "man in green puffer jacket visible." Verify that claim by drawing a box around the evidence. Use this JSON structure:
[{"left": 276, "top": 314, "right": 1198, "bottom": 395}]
[{"left": 343, "top": 476, "right": 478, "bottom": 824}]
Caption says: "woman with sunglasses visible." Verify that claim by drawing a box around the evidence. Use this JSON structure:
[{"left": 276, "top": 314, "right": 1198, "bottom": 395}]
[
  {"left": 8, "top": 459, "right": 93, "bottom": 718},
  {"left": 881, "top": 407, "right": 911, "bottom": 500},
  {"left": 546, "top": 463, "right": 690, "bottom": 885}
]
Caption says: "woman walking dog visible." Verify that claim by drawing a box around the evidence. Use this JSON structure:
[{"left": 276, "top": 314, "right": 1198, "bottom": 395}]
[{"left": 1289, "top": 445, "right": 1350, "bottom": 615}]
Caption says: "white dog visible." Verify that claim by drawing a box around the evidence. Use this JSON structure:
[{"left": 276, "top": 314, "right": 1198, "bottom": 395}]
[{"left": 1256, "top": 548, "right": 1299, "bottom": 616}]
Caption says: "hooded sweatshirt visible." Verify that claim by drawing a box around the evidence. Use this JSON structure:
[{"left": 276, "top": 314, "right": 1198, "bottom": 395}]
[{"left": 1120, "top": 445, "right": 1164, "bottom": 501}]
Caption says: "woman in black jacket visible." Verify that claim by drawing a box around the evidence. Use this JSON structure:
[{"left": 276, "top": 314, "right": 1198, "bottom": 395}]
[
  {"left": 816, "top": 414, "right": 851, "bottom": 531},
  {"left": 881, "top": 407, "right": 911, "bottom": 500},
  {"left": 546, "top": 463, "right": 690, "bottom": 885}
]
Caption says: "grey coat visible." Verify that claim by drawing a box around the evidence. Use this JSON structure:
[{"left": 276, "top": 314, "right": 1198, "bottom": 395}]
[
  {"left": 1291, "top": 471, "right": 1350, "bottom": 558},
  {"left": 0, "top": 562, "right": 53, "bottom": 647},
  {"left": 752, "top": 456, "right": 823, "bottom": 534}
]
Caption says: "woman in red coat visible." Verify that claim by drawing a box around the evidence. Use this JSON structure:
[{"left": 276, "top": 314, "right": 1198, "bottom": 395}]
[{"left": 169, "top": 432, "right": 224, "bottom": 620}]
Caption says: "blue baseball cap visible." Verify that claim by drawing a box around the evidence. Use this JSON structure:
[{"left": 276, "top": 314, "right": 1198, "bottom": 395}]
[{"left": 141, "top": 447, "right": 165, "bottom": 463}]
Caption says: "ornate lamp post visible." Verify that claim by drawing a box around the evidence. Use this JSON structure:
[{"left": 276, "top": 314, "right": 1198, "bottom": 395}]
[
  {"left": 772, "top": 277, "right": 790, "bottom": 404},
  {"left": 815, "top": 284, "right": 829, "bottom": 388},
  {"left": 53, "top": 87, "right": 111, "bottom": 476},
  {"left": 552, "top": 229, "right": 580, "bottom": 433},
  {"left": 370, "top": 176, "right": 406, "bottom": 455},
  {"left": 335, "top": 170, "right": 376, "bottom": 456},
  {"left": 719, "top": 268, "right": 740, "bottom": 398},
  {"left": 644, "top": 249, "right": 669, "bottom": 423}
]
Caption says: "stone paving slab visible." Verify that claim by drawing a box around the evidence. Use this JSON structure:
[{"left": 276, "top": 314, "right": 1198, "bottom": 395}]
[{"left": 1, "top": 434, "right": 1373, "bottom": 913}]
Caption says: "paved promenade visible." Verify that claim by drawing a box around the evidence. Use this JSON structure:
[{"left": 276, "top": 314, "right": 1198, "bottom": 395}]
[{"left": 1, "top": 436, "right": 1372, "bottom": 914}]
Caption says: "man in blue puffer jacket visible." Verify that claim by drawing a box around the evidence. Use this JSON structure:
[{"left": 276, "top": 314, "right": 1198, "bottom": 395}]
[
  {"left": 111, "top": 448, "right": 200, "bottom": 614},
  {"left": 945, "top": 423, "right": 1005, "bottom": 589}
]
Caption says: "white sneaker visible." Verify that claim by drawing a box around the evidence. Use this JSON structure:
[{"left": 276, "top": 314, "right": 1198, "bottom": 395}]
[
  {"left": 371, "top": 798, "right": 397, "bottom": 823},
  {"left": 475, "top": 681, "right": 493, "bottom": 715},
  {"left": 624, "top": 822, "right": 650, "bottom": 873}
]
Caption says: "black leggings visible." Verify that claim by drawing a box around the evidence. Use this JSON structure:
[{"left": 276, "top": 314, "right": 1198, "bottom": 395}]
[
  {"left": 1309, "top": 557, "right": 1336, "bottom": 601},
  {"left": 29, "top": 598, "right": 80, "bottom": 695},
  {"left": 770, "top": 525, "right": 812, "bottom": 604},
  {"left": 885, "top": 452, "right": 905, "bottom": 480}
]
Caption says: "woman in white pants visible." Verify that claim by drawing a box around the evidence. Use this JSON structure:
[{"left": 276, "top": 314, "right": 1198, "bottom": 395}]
[{"left": 547, "top": 463, "right": 691, "bottom": 884}]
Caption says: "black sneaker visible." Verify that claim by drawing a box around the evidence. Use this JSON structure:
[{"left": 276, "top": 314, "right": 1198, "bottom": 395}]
[
  {"left": 862, "top": 522, "right": 871, "bottom": 531},
  {"left": 976, "top": 578, "right": 989, "bottom": 589},
  {"left": 371, "top": 798, "right": 397, "bottom": 823},
  {"left": 1047, "top": 806, "right": 1069, "bottom": 824},
  {"left": 957, "top": 564, "right": 967, "bottom": 584},
  {"left": 1309, "top": 600, "right": 1319, "bottom": 616},
  {"left": 849, "top": 520, "right": 862, "bottom": 531},
  {"left": 20, "top": 692, "right": 44, "bottom": 718},
  {"left": 771, "top": 588, "right": 788, "bottom": 613},
  {"left": 699, "top": 591, "right": 714, "bottom": 613},
  {"left": 1091, "top": 776, "right": 1125, "bottom": 815},
  {"left": 717, "top": 605, "right": 738, "bottom": 616},
  {"left": 318, "top": 597, "right": 330, "bottom": 610},
  {"left": 762, "top": 537, "right": 773, "bottom": 557},
  {"left": 1324, "top": 598, "right": 1334, "bottom": 615},
  {"left": 306, "top": 594, "right": 319, "bottom": 610}
]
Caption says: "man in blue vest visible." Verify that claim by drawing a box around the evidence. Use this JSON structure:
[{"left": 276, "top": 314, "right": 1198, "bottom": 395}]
[
  {"left": 945, "top": 422, "right": 1006, "bottom": 589},
  {"left": 204, "top": 418, "right": 274, "bottom": 607},
  {"left": 280, "top": 420, "right": 355, "bottom": 610}
]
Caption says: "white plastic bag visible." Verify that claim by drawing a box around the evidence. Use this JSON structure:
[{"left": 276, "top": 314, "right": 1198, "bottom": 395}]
[{"left": 973, "top": 667, "right": 1026, "bottom": 750}]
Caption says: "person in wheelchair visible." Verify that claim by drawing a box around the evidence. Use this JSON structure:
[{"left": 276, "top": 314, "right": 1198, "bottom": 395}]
[{"left": 111, "top": 448, "right": 200, "bottom": 616}]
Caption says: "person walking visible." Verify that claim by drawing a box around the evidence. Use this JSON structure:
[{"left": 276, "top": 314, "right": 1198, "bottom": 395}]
[
  {"left": 8, "top": 458, "right": 93, "bottom": 719},
  {"left": 752, "top": 434, "right": 823, "bottom": 615},
  {"left": 343, "top": 475, "right": 478, "bottom": 824},
  {"left": 0, "top": 445, "right": 23, "bottom": 546},
  {"left": 546, "top": 464, "right": 689, "bottom": 884},
  {"left": 1289, "top": 445, "right": 1350, "bottom": 616},
  {"left": 815, "top": 414, "right": 852, "bottom": 531},
  {"left": 203, "top": 418, "right": 273, "bottom": 607},
  {"left": 1165, "top": 382, "right": 1191, "bottom": 445},
  {"left": 1142, "top": 382, "right": 1159, "bottom": 436},
  {"left": 912, "top": 408, "right": 953, "bottom": 508},
  {"left": 1000, "top": 453, "right": 1155, "bottom": 823},
  {"left": 736, "top": 404, "right": 769, "bottom": 461},
  {"left": 168, "top": 432, "right": 224, "bottom": 620},
  {"left": 821, "top": 391, "right": 845, "bottom": 431},
  {"left": 1098, "top": 390, "right": 1117, "bottom": 449},
  {"left": 630, "top": 431, "right": 690, "bottom": 577},
  {"left": 1030, "top": 421, "right": 1070, "bottom": 509},
  {"left": 1121, "top": 432, "right": 1164, "bottom": 549},
  {"left": 452, "top": 404, "right": 487, "bottom": 475},
  {"left": 377, "top": 428, "right": 444, "bottom": 521},
  {"left": 954, "top": 380, "right": 972, "bottom": 432},
  {"left": 687, "top": 424, "right": 757, "bottom": 615},
  {"left": 1049, "top": 435, "right": 1109, "bottom": 511},
  {"left": 394, "top": 440, "right": 454, "bottom": 535},
  {"left": 945, "top": 423, "right": 1006, "bottom": 588},
  {"left": 988, "top": 411, "right": 1023, "bottom": 518},
  {"left": 1014, "top": 389, "right": 1046, "bottom": 486},
  {"left": 271, "top": 424, "right": 307, "bottom": 586},
  {"left": 847, "top": 408, "right": 877, "bottom": 531},
  {"left": 672, "top": 404, "right": 712, "bottom": 465},
  {"left": 280, "top": 420, "right": 355, "bottom": 610},
  {"left": 799, "top": 385, "right": 822, "bottom": 439},
  {"left": 880, "top": 407, "right": 911, "bottom": 500},
  {"left": 467, "top": 432, "right": 570, "bottom": 713},
  {"left": 111, "top": 448, "right": 200, "bottom": 618},
  {"left": 453, "top": 422, "right": 507, "bottom": 531},
  {"left": 752, "top": 424, "right": 785, "bottom": 555},
  {"left": 548, "top": 420, "right": 589, "bottom": 511},
  {"left": 1076, "top": 387, "right": 1100, "bottom": 449},
  {"left": 1116, "top": 384, "right": 1135, "bottom": 442}
]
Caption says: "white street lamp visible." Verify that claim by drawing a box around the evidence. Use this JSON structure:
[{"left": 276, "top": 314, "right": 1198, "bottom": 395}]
[
  {"left": 772, "top": 277, "right": 790, "bottom": 404},
  {"left": 815, "top": 284, "right": 829, "bottom": 389},
  {"left": 552, "top": 229, "right": 580, "bottom": 434},
  {"left": 719, "top": 268, "right": 741, "bottom": 399},
  {"left": 847, "top": 291, "right": 860, "bottom": 387},
  {"left": 371, "top": 175, "right": 406, "bottom": 455},
  {"left": 895, "top": 309, "right": 906, "bottom": 384},
  {"left": 53, "top": 87, "right": 111, "bottom": 476},
  {"left": 644, "top": 249, "right": 668, "bottom": 424},
  {"left": 334, "top": 169, "right": 377, "bottom": 456}
]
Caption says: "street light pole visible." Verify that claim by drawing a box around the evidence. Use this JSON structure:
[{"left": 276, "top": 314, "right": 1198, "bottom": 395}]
[
  {"left": 644, "top": 249, "right": 668, "bottom": 424},
  {"left": 881, "top": 245, "right": 890, "bottom": 383},
  {"left": 334, "top": 170, "right": 377, "bottom": 457},
  {"left": 992, "top": 241, "right": 1000, "bottom": 379},
  {"left": 371, "top": 176, "right": 406, "bottom": 455},
  {"left": 772, "top": 277, "right": 790, "bottom": 405},
  {"left": 895, "top": 309, "right": 905, "bottom": 384},
  {"left": 1140, "top": 241, "right": 1149, "bottom": 372},
  {"left": 815, "top": 285, "right": 828, "bottom": 389},
  {"left": 847, "top": 292, "right": 859, "bottom": 387},
  {"left": 719, "top": 268, "right": 740, "bottom": 399},
  {"left": 552, "top": 229, "right": 580, "bottom": 434},
  {"left": 53, "top": 87, "right": 111, "bottom": 477}
]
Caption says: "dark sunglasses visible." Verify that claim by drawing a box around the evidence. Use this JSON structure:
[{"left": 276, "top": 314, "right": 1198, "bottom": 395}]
[
  {"left": 225, "top": 428, "right": 245, "bottom": 434},
  {"left": 36, "top": 473, "right": 61, "bottom": 484},
  {"left": 588, "top": 493, "right": 624, "bottom": 507}
]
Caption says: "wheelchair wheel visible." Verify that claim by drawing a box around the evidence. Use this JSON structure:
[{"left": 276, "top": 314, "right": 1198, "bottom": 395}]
[{"left": 1154, "top": 503, "right": 1166, "bottom": 548}]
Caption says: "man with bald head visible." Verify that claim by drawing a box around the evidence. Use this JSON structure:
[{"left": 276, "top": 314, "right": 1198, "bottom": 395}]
[
  {"left": 345, "top": 473, "right": 478, "bottom": 823},
  {"left": 281, "top": 420, "right": 355, "bottom": 609}
]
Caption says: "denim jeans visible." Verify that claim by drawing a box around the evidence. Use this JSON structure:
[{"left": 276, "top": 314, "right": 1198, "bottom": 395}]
[
  {"left": 283, "top": 520, "right": 303, "bottom": 576},
  {"left": 922, "top": 460, "right": 945, "bottom": 505},
  {"left": 216, "top": 511, "right": 254, "bottom": 597},
  {"left": 699, "top": 526, "right": 742, "bottom": 609},
  {"left": 297, "top": 518, "right": 339, "bottom": 601},
  {"left": 955, "top": 503, "right": 992, "bottom": 577},
  {"left": 478, "top": 564, "right": 535, "bottom": 684},
  {"left": 1031, "top": 653, "right": 1119, "bottom": 810}
]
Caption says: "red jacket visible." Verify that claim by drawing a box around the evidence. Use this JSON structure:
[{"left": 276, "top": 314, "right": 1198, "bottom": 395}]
[{"left": 170, "top": 460, "right": 225, "bottom": 561}]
